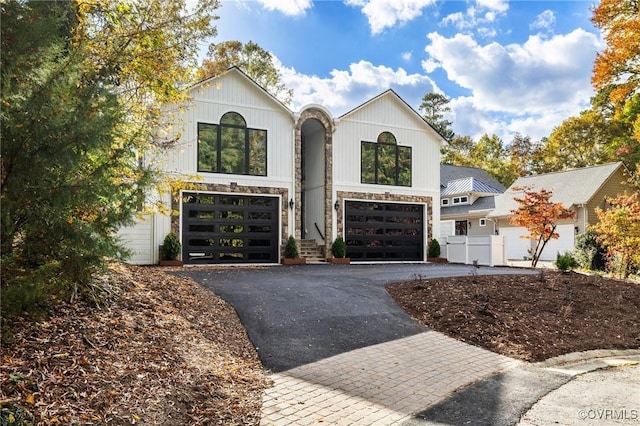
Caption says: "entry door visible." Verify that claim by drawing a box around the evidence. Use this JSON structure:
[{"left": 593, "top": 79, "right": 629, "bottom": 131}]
[{"left": 181, "top": 193, "right": 279, "bottom": 264}]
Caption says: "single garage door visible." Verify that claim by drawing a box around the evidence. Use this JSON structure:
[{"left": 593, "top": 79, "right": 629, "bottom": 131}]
[
  {"left": 540, "top": 224, "right": 575, "bottom": 261},
  {"left": 181, "top": 192, "right": 279, "bottom": 264},
  {"left": 345, "top": 201, "right": 424, "bottom": 261}
]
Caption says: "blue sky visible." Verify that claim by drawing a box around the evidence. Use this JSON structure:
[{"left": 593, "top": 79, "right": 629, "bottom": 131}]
[{"left": 204, "top": 0, "right": 603, "bottom": 142}]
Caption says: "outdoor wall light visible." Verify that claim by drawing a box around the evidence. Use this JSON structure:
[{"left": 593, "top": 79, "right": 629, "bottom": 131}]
[
  {"left": 289, "top": 198, "right": 294, "bottom": 209},
  {"left": 334, "top": 200, "right": 340, "bottom": 211}
]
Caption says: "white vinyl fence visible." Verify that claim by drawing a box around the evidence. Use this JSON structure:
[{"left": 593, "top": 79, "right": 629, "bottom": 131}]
[{"left": 446, "top": 235, "right": 505, "bottom": 267}]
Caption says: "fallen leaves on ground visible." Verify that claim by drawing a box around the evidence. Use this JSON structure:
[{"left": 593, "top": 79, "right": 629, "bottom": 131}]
[
  {"left": 387, "top": 271, "right": 640, "bottom": 362},
  {"left": 1, "top": 264, "right": 268, "bottom": 425}
]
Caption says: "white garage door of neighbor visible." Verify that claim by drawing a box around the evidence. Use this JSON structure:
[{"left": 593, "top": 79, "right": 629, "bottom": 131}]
[
  {"left": 540, "top": 224, "right": 575, "bottom": 261},
  {"left": 500, "top": 227, "right": 530, "bottom": 260}
]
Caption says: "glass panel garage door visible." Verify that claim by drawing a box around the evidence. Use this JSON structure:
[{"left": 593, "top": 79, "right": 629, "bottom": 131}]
[
  {"left": 182, "top": 193, "right": 279, "bottom": 264},
  {"left": 345, "top": 201, "right": 424, "bottom": 261}
]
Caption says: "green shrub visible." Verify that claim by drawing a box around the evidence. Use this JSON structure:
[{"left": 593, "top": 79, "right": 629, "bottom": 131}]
[
  {"left": 331, "top": 236, "right": 347, "bottom": 258},
  {"left": 162, "top": 232, "right": 181, "bottom": 260},
  {"left": 574, "top": 231, "right": 606, "bottom": 271},
  {"left": 284, "top": 236, "right": 299, "bottom": 259},
  {"left": 428, "top": 239, "right": 441, "bottom": 258},
  {"left": 555, "top": 251, "right": 578, "bottom": 272}
]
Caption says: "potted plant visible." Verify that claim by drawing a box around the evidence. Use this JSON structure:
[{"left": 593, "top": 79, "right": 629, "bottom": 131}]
[
  {"left": 282, "top": 235, "right": 305, "bottom": 265},
  {"left": 330, "top": 236, "right": 350, "bottom": 264},
  {"left": 160, "top": 232, "right": 183, "bottom": 266},
  {"left": 427, "top": 238, "right": 446, "bottom": 263}
]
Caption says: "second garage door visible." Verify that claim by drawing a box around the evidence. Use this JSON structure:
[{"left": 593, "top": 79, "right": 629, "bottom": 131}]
[
  {"left": 345, "top": 201, "right": 424, "bottom": 261},
  {"left": 181, "top": 192, "right": 279, "bottom": 264}
]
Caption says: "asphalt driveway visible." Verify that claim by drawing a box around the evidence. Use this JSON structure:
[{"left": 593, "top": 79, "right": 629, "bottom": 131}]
[{"left": 177, "top": 263, "right": 535, "bottom": 372}]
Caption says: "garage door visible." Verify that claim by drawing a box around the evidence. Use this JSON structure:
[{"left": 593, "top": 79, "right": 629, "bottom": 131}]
[
  {"left": 181, "top": 193, "right": 279, "bottom": 264},
  {"left": 500, "top": 227, "right": 531, "bottom": 260},
  {"left": 540, "top": 224, "right": 575, "bottom": 261},
  {"left": 345, "top": 201, "right": 424, "bottom": 261}
]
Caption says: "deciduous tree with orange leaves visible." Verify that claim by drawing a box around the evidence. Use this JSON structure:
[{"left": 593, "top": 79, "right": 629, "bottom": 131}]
[
  {"left": 508, "top": 187, "right": 575, "bottom": 267},
  {"left": 592, "top": 193, "right": 640, "bottom": 278},
  {"left": 591, "top": 0, "right": 640, "bottom": 167}
]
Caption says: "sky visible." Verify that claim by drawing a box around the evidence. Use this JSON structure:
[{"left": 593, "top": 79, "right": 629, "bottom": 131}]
[{"left": 203, "top": 0, "right": 603, "bottom": 142}]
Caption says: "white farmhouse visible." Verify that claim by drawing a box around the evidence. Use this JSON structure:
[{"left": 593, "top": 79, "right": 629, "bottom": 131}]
[{"left": 119, "top": 67, "right": 445, "bottom": 264}]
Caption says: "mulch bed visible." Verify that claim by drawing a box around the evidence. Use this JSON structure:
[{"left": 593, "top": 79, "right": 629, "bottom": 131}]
[
  {"left": 386, "top": 271, "right": 640, "bottom": 362},
  {"left": 1, "top": 264, "right": 268, "bottom": 425}
]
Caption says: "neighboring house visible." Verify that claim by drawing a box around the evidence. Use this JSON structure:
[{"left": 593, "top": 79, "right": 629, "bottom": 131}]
[
  {"left": 489, "top": 162, "right": 630, "bottom": 261},
  {"left": 439, "top": 165, "right": 506, "bottom": 238},
  {"left": 118, "top": 67, "right": 445, "bottom": 265}
]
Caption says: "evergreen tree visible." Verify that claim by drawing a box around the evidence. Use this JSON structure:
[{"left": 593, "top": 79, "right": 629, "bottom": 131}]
[
  {"left": 1, "top": 0, "right": 218, "bottom": 313},
  {"left": 419, "top": 93, "right": 455, "bottom": 141}
]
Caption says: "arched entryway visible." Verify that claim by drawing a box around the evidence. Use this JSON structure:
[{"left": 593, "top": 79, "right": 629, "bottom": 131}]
[{"left": 295, "top": 108, "right": 334, "bottom": 255}]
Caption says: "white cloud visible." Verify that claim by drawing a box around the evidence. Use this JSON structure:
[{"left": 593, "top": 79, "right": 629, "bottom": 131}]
[
  {"left": 257, "top": 0, "right": 312, "bottom": 16},
  {"left": 345, "top": 0, "right": 437, "bottom": 35},
  {"left": 275, "top": 57, "right": 438, "bottom": 114},
  {"left": 476, "top": 0, "right": 508, "bottom": 13},
  {"left": 401, "top": 51, "right": 413, "bottom": 61},
  {"left": 530, "top": 10, "right": 556, "bottom": 33},
  {"left": 441, "top": 0, "right": 508, "bottom": 37},
  {"left": 423, "top": 29, "right": 602, "bottom": 140}
]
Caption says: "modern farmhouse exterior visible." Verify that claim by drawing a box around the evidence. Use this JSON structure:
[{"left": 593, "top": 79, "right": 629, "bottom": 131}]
[{"left": 119, "top": 67, "right": 446, "bottom": 264}]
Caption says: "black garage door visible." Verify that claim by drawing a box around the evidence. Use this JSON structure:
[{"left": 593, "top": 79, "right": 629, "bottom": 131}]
[
  {"left": 345, "top": 201, "right": 424, "bottom": 261},
  {"left": 182, "top": 193, "right": 279, "bottom": 264}
]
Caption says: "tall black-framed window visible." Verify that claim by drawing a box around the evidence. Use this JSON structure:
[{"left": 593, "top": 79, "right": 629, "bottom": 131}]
[
  {"left": 198, "top": 112, "right": 267, "bottom": 176},
  {"left": 361, "top": 131, "right": 412, "bottom": 186}
]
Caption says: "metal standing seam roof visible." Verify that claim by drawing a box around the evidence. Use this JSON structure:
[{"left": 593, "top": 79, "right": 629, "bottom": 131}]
[
  {"left": 489, "top": 162, "right": 625, "bottom": 218},
  {"left": 441, "top": 177, "right": 504, "bottom": 197}
]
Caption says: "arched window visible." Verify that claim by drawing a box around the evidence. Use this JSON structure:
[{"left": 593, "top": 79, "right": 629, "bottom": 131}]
[
  {"left": 377, "top": 131, "right": 396, "bottom": 144},
  {"left": 220, "top": 112, "right": 246, "bottom": 127},
  {"left": 198, "top": 112, "right": 267, "bottom": 176},
  {"left": 361, "top": 131, "right": 412, "bottom": 186}
]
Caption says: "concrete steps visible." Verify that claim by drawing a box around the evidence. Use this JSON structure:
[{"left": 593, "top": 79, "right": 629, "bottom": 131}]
[{"left": 298, "top": 239, "right": 325, "bottom": 262}]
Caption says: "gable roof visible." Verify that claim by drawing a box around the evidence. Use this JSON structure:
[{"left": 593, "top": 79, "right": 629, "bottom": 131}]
[
  {"left": 339, "top": 89, "right": 447, "bottom": 144},
  {"left": 440, "top": 164, "right": 506, "bottom": 193},
  {"left": 189, "top": 66, "right": 294, "bottom": 116},
  {"left": 490, "top": 162, "right": 626, "bottom": 218}
]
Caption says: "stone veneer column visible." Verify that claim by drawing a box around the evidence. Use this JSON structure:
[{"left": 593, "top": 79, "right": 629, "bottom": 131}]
[{"left": 295, "top": 109, "right": 334, "bottom": 256}]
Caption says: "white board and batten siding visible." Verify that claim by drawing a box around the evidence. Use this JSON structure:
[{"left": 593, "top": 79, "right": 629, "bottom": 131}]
[
  {"left": 333, "top": 92, "right": 442, "bottom": 192},
  {"left": 159, "top": 70, "right": 295, "bottom": 187},
  {"left": 332, "top": 91, "right": 443, "bottom": 239}
]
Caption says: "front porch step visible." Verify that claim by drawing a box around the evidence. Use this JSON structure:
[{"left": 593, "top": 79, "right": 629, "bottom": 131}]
[{"left": 298, "top": 239, "right": 325, "bottom": 262}]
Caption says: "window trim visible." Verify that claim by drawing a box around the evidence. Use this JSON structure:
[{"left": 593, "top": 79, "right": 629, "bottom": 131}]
[
  {"left": 479, "top": 218, "right": 487, "bottom": 227},
  {"left": 441, "top": 198, "right": 449, "bottom": 206},
  {"left": 197, "top": 112, "right": 267, "bottom": 176}
]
